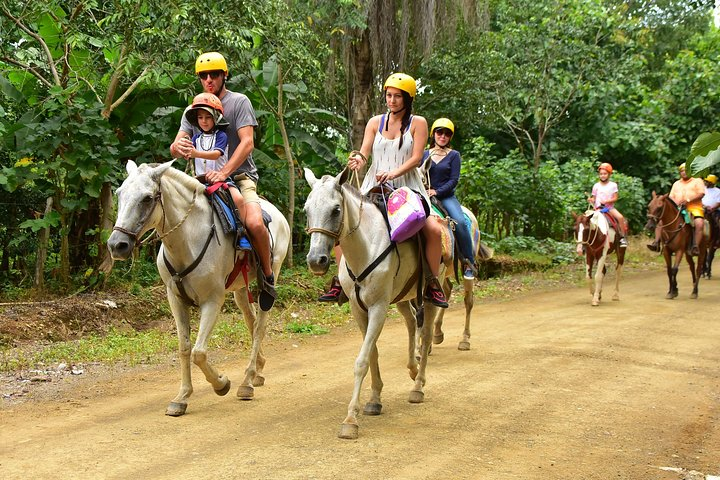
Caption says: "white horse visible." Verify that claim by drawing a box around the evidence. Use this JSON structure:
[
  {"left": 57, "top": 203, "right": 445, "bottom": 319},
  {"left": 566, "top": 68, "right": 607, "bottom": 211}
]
[
  {"left": 304, "top": 167, "right": 449, "bottom": 440},
  {"left": 107, "top": 160, "right": 290, "bottom": 416}
]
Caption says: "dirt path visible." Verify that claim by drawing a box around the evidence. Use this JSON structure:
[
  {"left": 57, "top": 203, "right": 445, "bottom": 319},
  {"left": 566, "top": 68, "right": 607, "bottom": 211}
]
[{"left": 1, "top": 269, "right": 719, "bottom": 480}]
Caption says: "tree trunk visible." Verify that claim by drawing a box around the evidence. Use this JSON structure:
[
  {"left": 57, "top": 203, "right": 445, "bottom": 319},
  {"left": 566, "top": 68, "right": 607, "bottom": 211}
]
[
  {"left": 276, "top": 62, "right": 295, "bottom": 267},
  {"left": 97, "top": 182, "right": 115, "bottom": 276},
  {"left": 33, "top": 197, "right": 53, "bottom": 291},
  {"left": 349, "top": 29, "right": 373, "bottom": 150}
]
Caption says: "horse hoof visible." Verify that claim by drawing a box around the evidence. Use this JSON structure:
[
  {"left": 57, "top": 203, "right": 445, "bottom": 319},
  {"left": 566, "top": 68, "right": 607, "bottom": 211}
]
[
  {"left": 363, "top": 402, "right": 382, "bottom": 416},
  {"left": 338, "top": 423, "right": 359, "bottom": 440},
  {"left": 458, "top": 341, "right": 470, "bottom": 351},
  {"left": 408, "top": 390, "right": 424, "bottom": 404},
  {"left": 236, "top": 385, "right": 255, "bottom": 400},
  {"left": 165, "top": 402, "right": 187, "bottom": 417},
  {"left": 433, "top": 333, "right": 445, "bottom": 345},
  {"left": 612, "top": 295, "right": 620, "bottom": 301},
  {"left": 215, "top": 378, "right": 231, "bottom": 396},
  {"left": 591, "top": 300, "right": 600, "bottom": 306},
  {"left": 253, "top": 375, "right": 266, "bottom": 387},
  {"left": 665, "top": 293, "right": 676, "bottom": 300},
  {"left": 690, "top": 293, "right": 698, "bottom": 299}
]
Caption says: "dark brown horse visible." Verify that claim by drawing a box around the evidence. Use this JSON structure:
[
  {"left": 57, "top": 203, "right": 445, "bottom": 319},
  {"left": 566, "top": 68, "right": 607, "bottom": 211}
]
[
  {"left": 645, "top": 192, "right": 706, "bottom": 299},
  {"left": 573, "top": 209, "right": 625, "bottom": 306},
  {"left": 702, "top": 210, "right": 720, "bottom": 278}
]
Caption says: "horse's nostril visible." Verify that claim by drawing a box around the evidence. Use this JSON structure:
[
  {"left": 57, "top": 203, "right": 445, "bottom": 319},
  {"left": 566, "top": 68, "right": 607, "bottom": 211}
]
[{"left": 318, "top": 255, "right": 329, "bottom": 266}]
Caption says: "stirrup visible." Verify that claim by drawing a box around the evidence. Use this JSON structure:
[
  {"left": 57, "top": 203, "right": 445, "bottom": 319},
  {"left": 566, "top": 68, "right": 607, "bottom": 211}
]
[{"left": 258, "top": 273, "right": 276, "bottom": 312}]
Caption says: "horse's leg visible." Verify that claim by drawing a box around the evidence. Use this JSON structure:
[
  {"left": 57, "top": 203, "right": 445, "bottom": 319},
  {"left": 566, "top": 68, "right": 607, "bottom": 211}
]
[
  {"left": 690, "top": 245, "right": 704, "bottom": 299},
  {"left": 399, "top": 301, "right": 420, "bottom": 380},
  {"left": 233, "top": 288, "right": 266, "bottom": 399},
  {"left": 585, "top": 254, "right": 594, "bottom": 296},
  {"left": 191, "top": 295, "right": 232, "bottom": 395},
  {"left": 339, "top": 303, "right": 385, "bottom": 440},
  {"left": 613, "top": 250, "right": 624, "bottom": 301},
  {"left": 666, "top": 250, "right": 680, "bottom": 299},
  {"left": 591, "top": 253, "right": 606, "bottom": 306},
  {"left": 406, "top": 302, "right": 435, "bottom": 405},
  {"left": 432, "top": 279, "right": 452, "bottom": 345},
  {"left": 166, "top": 292, "right": 194, "bottom": 417},
  {"left": 459, "top": 276, "right": 474, "bottom": 351}
]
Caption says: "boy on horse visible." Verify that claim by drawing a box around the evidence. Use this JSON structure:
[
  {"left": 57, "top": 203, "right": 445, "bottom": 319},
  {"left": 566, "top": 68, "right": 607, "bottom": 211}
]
[
  {"left": 647, "top": 163, "right": 706, "bottom": 255},
  {"left": 587, "top": 162, "right": 628, "bottom": 248},
  {"left": 170, "top": 52, "right": 276, "bottom": 310}
]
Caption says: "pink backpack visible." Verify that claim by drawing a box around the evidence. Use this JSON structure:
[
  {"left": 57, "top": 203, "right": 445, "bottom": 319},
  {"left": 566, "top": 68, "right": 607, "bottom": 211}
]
[{"left": 386, "top": 186, "right": 427, "bottom": 242}]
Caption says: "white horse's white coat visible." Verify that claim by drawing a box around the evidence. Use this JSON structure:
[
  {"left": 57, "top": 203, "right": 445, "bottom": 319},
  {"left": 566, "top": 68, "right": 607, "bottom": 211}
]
[
  {"left": 107, "top": 161, "right": 290, "bottom": 415},
  {"left": 304, "top": 168, "right": 448, "bottom": 439}
]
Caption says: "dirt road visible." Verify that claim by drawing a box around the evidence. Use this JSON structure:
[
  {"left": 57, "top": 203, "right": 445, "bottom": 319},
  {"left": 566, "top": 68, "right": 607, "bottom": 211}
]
[{"left": 1, "top": 269, "right": 719, "bottom": 479}]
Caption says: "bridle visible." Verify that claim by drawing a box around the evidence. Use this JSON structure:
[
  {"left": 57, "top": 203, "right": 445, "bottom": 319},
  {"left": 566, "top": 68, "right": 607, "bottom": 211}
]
[
  {"left": 112, "top": 188, "right": 198, "bottom": 245},
  {"left": 305, "top": 183, "right": 363, "bottom": 241},
  {"left": 575, "top": 213, "right": 601, "bottom": 247},
  {"left": 647, "top": 197, "right": 684, "bottom": 239}
]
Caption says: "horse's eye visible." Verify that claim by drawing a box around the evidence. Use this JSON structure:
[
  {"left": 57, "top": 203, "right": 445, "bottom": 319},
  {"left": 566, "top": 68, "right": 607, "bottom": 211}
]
[
  {"left": 332, "top": 205, "right": 341, "bottom": 216},
  {"left": 141, "top": 195, "right": 154, "bottom": 204}
]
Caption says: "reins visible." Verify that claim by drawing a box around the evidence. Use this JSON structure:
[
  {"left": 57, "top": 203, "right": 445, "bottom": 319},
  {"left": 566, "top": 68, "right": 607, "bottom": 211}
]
[{"left": 649, "top": 198, "right": 687, "bottom": 247}]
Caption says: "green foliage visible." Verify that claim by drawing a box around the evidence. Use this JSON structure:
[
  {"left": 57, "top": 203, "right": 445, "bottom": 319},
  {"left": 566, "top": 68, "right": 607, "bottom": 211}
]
[
  {"left": 493, "top": 236, "right": 576, "bottom": 266},
  {"left": 285, "top": 321, "right": 329, "bottom": 335}
]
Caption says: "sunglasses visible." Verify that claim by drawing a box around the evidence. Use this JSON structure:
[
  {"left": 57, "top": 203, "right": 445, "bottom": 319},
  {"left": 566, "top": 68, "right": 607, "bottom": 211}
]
[
  {"left": 198, "top": 71, "right": 223, "bottom": 80},
  {"left": 435, "top": 128, "right": 453, "bottom": 137}
]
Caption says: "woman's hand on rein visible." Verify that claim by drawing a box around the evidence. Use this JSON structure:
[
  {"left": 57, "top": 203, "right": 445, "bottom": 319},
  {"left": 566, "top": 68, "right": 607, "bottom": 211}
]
[{"left": 347, "top": 152, "right": 366, "bottom": 171}]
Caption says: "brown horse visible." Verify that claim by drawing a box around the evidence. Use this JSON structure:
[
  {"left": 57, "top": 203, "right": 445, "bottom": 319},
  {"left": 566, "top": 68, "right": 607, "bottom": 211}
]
[
  {"left": 702, "top": 210, "right": 720, "bottom": 278},
  {"left": 573, "top": 209, "right": 625, "bottom": 306},
  {"left": 645, "top": 192, "right": 706, "bottom": 299}
]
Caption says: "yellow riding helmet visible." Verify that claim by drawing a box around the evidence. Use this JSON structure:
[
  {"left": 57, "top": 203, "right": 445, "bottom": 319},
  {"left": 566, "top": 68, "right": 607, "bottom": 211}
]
[
  {"left": 705, "top": 174, "right": 718, "bottom": 184},
  {"left": 195, "top": 52, "right": 228, "bottom": 75},
  {"left": 431, "top": 118, "right": 455, "bottom": 136},
  {"left": 679, "top": 162, "right": 686, "bottom": 171},
  {"left": 384, "top": 73, "right": 416, "bottom": 98}
]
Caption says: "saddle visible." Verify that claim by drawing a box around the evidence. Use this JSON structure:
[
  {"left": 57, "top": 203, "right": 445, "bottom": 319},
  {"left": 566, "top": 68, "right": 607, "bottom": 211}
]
[{"left": 201, "top": 178, "right": 272, "bottom": 251}]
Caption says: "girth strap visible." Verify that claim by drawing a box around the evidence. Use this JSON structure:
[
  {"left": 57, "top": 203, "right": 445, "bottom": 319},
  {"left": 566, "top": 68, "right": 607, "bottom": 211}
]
[
  {"left": 346, "top": 241, "right": 397, "bottom": 312},
  {"left": 163, "top": 223, "right": 217, "bottom": 307}
]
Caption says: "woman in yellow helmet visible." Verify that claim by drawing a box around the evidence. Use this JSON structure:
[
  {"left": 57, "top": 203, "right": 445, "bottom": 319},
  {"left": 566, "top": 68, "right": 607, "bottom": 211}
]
[
  {"left": 344, "top": 73, "right": 449, "bottom": 307},
  {"left": 422, "top": 118, "right": 476, "bottom": 280}
]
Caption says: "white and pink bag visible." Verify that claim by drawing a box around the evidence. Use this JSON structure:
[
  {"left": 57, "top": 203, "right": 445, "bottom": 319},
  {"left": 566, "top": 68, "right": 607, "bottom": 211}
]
[{"left": 386, "top": 186, "right": 427, "bottom": 242}]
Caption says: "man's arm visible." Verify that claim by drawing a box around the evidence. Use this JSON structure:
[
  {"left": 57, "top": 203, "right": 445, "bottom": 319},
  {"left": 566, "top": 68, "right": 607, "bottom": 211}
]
[{"left": 206, "top": 125, "right": 254, "bottom": 183}]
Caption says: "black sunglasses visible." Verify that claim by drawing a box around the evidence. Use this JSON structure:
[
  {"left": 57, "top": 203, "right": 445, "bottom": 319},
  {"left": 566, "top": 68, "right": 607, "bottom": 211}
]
[
  {"left": 198, "top": 71, "right": 223, "bottom": 80},
  {"left": 435, "top": 128, "right": 453, "bottom": 137}
]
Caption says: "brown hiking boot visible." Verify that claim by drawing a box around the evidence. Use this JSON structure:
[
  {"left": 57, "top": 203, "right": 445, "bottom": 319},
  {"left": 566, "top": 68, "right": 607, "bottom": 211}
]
[{"left": 646, "top": 241, "right": 660, "bottom": 252}]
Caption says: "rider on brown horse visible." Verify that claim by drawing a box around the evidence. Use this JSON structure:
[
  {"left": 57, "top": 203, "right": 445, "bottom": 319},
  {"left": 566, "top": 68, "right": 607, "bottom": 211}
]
[{"left": 648, "top": 163, "right": 706, "bottom": 255}]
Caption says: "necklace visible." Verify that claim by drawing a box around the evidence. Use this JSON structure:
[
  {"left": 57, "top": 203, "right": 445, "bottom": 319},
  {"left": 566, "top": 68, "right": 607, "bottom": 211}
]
[{"left": 198, "top": 133, "right": 215, "bottom": 151}]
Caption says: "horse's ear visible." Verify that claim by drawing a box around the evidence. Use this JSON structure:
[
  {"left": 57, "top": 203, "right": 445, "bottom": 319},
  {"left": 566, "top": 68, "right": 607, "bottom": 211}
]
[
  {"left": 303, "top": 167, "right": 319, "bottom": 188},
  {"left": 151, "top": 160, "right": 175, "bottom": 181},
  {"left": 126, "top": 160, "right": 138, "bottom": 175},
  {"left": 571, "top": 211, "right": 578, "bottom": 220},
  {"left": 651, "top": 190, "right": 657, "bottom": 199},
  {"left": 337, "top": 166, "right": 351, "bottom": 186}
]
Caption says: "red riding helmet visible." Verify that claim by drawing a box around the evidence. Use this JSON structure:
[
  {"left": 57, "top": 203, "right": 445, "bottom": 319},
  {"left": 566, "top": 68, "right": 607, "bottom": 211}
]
[{"left": 598, "top": 162, "right": 613, "bottom": 174}]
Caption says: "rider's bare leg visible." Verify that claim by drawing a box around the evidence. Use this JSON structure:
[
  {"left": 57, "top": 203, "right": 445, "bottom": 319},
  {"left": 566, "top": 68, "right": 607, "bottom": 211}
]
[
  {"left": 609, "top": 209, "right": 628, "bottom": 246},
  {"left": 241, "top": 201, "right": 272, "bottom": 277},
  {"left": 693, "top": 217, "right": 704, "bottom": 255},
  {"left": 422, "top": 217, "right": 448, "bottom": 308}
]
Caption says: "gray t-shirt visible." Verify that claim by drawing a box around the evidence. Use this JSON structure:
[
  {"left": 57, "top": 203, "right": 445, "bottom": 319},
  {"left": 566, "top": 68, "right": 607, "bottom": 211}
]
[{"left": 180, "top": 89, "right": 259, "bottom": 183}]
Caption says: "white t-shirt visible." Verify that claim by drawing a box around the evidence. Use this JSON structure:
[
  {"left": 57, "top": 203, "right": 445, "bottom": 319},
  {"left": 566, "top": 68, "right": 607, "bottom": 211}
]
[
  {"left": 702, "top": 186, "right": 720, "bottom": 208},
  {"left": 591, "top": 181, "right": 618, "bottom": 209}
]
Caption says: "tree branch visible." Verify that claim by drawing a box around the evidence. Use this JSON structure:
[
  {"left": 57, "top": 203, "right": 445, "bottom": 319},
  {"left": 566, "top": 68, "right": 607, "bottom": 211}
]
[
  {"left": 102, "top": 66, "right": 150, "bottom": 119},
  {"left": 0, "top": 56, "right": 53, "bottom": 88},
  {"left": 1, "top": 4, "right": 62, "bottom": 86}
]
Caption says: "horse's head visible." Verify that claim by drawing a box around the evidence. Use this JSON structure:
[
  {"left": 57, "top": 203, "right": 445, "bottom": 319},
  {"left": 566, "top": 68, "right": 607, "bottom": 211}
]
[
  {"left": 572, "top": 210, "right": 593, "bottom": 243},
  {"left": 107, "top": 160, "right": 174, "bottom": 260},
  {"left": 304, "top": 167, "right": 352, "bottom": 275},
  {"left": 645, "top": 191, "right": 667, "bottom": 231}
]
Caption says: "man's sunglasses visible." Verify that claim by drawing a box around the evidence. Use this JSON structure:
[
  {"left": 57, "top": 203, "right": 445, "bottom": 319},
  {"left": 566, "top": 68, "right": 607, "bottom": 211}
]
[
  {"left": 198, "top": 71, "right": 224, "bottom": 80},
  {"left": 435, "top": 128, "right": 453, "bottom": 137}
]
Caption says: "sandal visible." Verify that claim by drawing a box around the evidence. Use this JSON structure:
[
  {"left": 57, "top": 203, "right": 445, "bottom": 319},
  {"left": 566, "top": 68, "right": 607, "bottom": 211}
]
[{"left": 258, "top": 273, "right": 277, "bottom": 312}]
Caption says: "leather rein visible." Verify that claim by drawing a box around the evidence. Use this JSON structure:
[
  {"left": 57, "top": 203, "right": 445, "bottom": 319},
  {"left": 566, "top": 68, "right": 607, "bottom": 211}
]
[{"left": 113, "top": 186, "right": 218, "bottom": 306}]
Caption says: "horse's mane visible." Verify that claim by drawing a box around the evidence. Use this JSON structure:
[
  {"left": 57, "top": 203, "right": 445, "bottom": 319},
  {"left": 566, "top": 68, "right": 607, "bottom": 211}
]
[{"left": 160, "top": 164, "right": 205, "bottom": 195}]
